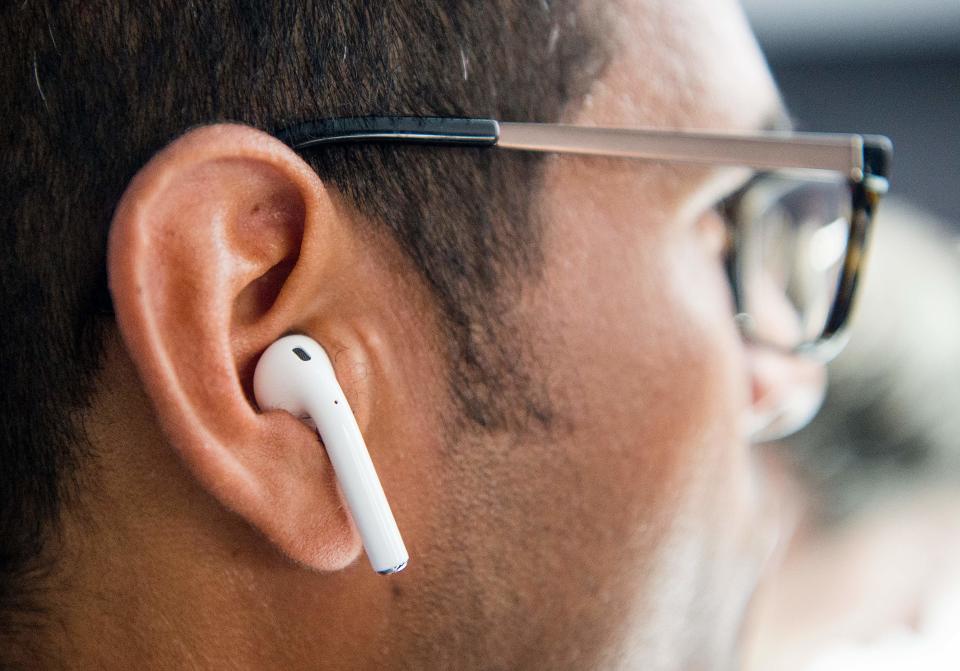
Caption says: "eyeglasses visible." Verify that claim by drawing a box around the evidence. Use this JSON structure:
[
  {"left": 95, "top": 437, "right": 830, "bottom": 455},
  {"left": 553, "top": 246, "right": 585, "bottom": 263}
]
[{"left": 278, "top": 117, "right": 891, "bottom": 360}]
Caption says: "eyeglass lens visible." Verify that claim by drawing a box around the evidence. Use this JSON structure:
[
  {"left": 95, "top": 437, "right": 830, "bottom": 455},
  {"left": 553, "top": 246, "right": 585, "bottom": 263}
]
[{"left": 729, "top": 172, "right": 853, "bottom": 349}]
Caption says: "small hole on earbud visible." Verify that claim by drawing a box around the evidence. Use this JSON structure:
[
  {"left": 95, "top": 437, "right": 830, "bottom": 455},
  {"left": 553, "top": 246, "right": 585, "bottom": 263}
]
[{"left": 334, "top": 400, "right": 339, "bottom": 404}]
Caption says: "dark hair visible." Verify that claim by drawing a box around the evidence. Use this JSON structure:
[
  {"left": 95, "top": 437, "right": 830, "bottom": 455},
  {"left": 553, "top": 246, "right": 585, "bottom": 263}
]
[{"left": 0, "top": 0, "right": 605, "bottom": 652}]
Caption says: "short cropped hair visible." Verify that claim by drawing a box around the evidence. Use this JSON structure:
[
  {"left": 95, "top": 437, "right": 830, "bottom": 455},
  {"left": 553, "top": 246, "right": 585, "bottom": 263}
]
[{"left": 0, "top": 0, "right": 605, "bottom": 651}]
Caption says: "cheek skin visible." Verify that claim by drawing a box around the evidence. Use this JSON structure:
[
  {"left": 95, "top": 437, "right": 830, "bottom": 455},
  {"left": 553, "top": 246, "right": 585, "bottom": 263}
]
[
  {"left": 630, "top": 191, "right": 777, "bottom": 667},
  {"left": 392, "top": 156, "right": 767, "bottom": 670},
  {"left": 490, "top": 156, "right": 765, "bottom": 665}
]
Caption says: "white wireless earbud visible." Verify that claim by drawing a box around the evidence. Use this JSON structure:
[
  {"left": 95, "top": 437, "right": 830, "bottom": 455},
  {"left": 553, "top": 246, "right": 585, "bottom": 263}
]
[{"left": 253, "top": 334, "right": 408, "bottom": 575}]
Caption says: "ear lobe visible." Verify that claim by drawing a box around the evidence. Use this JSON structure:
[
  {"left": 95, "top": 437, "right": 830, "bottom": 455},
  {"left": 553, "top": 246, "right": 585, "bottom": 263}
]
[{"left": 108, "top": 123, "right": 363, "bottom": 571}]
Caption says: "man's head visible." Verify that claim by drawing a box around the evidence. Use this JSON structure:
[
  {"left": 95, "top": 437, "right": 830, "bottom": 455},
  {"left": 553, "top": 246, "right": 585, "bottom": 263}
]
[{"left": 1, "top": 1, "right": 819, "bottom": 668}]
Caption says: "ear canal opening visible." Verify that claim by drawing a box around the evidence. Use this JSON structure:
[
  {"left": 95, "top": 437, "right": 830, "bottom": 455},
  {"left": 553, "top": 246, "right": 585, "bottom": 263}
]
[
  {"left": 234, "top": 253, "right": 299, "bottom": 329},
  {"left": 235, "top": 252, "right": 300, "bottom": 408}
]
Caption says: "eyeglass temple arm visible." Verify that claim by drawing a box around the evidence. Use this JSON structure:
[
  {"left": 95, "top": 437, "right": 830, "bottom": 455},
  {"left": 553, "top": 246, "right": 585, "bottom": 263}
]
[
  {"left": 499, "top": 122, "right": 867, "bottom": 176},
  {"left": 278, "top": 116, "right": 874, "bottom": 178},
  {"left": 278, "top": 117, "right": 500, "bottom": 148}
]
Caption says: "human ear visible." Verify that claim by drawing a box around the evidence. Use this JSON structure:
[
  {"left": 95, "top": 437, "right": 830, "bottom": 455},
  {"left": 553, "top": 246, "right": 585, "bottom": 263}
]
[{"left": 107, "top": 123, "right": 367, "bottom": 571}]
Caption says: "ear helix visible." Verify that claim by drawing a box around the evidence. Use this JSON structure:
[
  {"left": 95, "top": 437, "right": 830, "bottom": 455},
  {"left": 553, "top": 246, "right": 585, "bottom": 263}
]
[{"left": 253, "top": 334, "right": 408, "bottom": 575}]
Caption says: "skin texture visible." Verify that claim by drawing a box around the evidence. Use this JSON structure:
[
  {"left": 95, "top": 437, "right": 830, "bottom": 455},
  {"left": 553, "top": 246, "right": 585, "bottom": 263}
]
[{"left": 39, "top": 0, "right": 826, "bottom": 669}]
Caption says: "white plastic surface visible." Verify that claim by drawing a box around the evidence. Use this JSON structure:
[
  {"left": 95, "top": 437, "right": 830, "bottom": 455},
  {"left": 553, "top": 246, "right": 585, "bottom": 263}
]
[{"left": 253, "top": 335, "right": 408, "bottom": 574}]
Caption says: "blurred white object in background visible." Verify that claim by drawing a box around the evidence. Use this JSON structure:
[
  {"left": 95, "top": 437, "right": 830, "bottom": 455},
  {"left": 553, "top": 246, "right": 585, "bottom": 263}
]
[{"left": 742, "top": 197, "right": 960, "bottom": 670}]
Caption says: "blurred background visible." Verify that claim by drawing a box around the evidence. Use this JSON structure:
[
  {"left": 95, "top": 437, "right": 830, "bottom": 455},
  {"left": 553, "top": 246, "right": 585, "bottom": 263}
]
[{"left": 739, "top": 1, "right": 960, "bottom": 669}]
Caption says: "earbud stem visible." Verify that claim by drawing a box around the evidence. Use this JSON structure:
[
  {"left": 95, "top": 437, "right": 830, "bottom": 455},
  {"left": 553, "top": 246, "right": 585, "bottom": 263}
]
[{"left": 305, "top": 396, "right": 408, "bottom": 575}]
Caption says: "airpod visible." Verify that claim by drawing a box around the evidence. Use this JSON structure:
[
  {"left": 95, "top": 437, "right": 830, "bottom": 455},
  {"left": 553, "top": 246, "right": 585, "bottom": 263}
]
[{"left": 253, "top": 334, "right": 408, "bottom": 575}]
